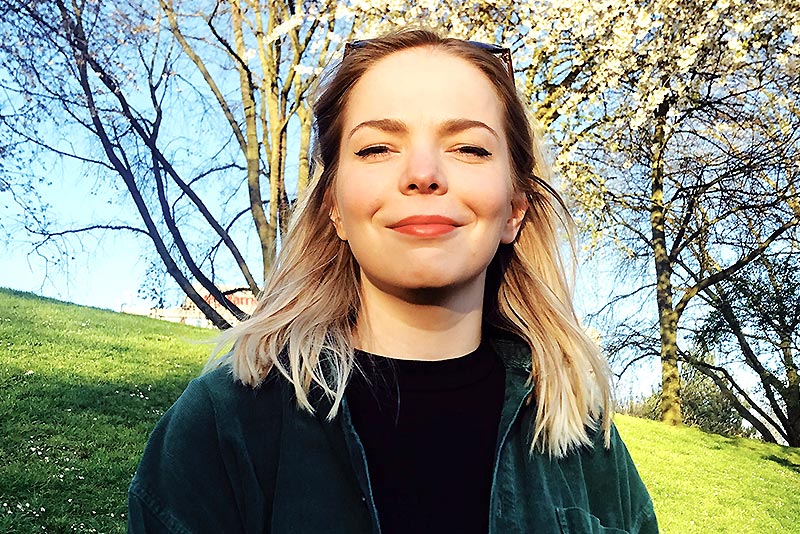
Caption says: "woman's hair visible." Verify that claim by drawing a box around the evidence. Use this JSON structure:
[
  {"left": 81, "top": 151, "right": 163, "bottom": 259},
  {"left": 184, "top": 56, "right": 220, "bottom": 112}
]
[{"left": 210, "top": 28, "right": 613, "bottom": 458}]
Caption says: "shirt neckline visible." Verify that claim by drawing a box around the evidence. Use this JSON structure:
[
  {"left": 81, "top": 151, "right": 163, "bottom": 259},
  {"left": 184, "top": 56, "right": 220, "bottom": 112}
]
[{"left": 352, "top": 341, "right": 500, "bottom": 392}]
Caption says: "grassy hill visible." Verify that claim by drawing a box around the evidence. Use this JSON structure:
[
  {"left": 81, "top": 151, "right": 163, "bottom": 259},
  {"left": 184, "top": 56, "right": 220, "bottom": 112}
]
[{"left": 1, "top": 287, "right": 799, "bottom": 533}]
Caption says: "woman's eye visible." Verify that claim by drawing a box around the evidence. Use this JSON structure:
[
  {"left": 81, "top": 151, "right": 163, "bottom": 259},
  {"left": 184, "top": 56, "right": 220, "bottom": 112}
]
[
  {"left": 456, "top": 145, "right": 492, "bottom": 158},
  {"left": 355, "top": 145, "right": 390, "bottom": 159}
]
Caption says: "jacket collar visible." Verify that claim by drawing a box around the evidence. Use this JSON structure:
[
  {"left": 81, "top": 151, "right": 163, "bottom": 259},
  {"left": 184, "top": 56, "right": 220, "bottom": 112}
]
[{"left": 485, "top": 327, "right": 533, "bottom": 374}]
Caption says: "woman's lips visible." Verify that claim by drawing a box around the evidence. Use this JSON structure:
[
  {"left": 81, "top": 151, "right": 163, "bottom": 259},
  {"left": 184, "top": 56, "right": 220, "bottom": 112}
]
[{"left": 388, "top": 215, "right": 460, "bottom": 237}]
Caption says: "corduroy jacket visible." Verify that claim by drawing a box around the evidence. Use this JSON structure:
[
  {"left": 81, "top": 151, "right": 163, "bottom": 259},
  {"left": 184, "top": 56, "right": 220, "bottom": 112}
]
[{"left": 128, "top": 335, "right": 658, "bottom": 533}]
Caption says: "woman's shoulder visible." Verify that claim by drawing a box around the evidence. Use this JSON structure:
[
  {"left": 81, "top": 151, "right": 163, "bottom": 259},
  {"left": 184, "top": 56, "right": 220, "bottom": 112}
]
[
  {"left": 147, "top": 363, "right": 288, "bottom": 449},
  {"left": 133, "top": 364, "right": 288, "bottom": 464},
  {"left": 562, "top": 420, "right": 658, "bottom": 533},
  {"left": 190, "top": 363, "right": 286, "bottom": 411},
  {"left": 567, "top": 419, "right": 647, "bottom": 484},
  {"left": 128, "top": 365, "right": 288, "bottom": 532}
]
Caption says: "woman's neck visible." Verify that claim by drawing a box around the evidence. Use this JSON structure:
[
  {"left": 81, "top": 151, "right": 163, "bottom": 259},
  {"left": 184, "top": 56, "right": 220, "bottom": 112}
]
[{"left": 354, "top": 273, "right": 485, "bottom": 361}]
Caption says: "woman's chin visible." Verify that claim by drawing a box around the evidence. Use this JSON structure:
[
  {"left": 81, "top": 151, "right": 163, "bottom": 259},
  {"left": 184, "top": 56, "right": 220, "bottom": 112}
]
[{"left": 362, "top": 270, "right": 487, "bottom": 302}]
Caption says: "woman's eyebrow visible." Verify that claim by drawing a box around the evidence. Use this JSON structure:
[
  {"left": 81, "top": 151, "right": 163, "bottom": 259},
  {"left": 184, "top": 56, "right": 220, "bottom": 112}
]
[
  {"left": 439, "top": 118, "right": 499, "bottom": 140},
  {"left": 347, "top": 118, "right": 407, "bottom": 140},
  {"left": 347, "top": 118, "right": 499, "bottom": 140}
]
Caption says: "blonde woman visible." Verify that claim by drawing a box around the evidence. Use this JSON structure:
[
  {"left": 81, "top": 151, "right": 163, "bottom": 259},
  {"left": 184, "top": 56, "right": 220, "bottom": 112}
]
[{"left": 128, "top": 29, "right": 658, "bottom": 534}]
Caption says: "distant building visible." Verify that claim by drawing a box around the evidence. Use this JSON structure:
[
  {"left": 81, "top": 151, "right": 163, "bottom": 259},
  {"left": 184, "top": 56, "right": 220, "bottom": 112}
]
[{"left": 121, "top": 284, "right": 258, "bottom": 328}]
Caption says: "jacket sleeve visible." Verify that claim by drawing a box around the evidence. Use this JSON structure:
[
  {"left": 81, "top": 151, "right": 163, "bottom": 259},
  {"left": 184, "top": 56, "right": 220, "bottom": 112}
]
[
  {"left": 634, "top": 508, "right": 659, "bottom": 534},
  {"left": 610, "top": 424, "right": 659, "bottom": 534},
  {"left": 127, "top": 377, "right": 246, "bottom": 534}
]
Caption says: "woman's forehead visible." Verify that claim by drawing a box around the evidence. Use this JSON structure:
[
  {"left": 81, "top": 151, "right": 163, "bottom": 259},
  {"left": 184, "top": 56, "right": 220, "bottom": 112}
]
[{"left": 342, "top": 48, "right": 505, "bottom": 134}]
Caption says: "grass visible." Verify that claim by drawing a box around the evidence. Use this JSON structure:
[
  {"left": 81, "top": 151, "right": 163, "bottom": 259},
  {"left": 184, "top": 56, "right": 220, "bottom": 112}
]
[
  {"left": 1, "top": 287, "right": 799, "bottom": 533},
  {"left": 0, "top": 288, "right": 215, "bottom": 533},
  {"left": 618, "top": 415, "right": 800, "bottom": 534}
]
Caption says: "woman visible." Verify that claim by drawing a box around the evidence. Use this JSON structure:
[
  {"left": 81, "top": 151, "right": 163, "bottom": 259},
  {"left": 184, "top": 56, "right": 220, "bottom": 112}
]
[{"left": 128, "top": 29, "right": 658, "bottom": 534}]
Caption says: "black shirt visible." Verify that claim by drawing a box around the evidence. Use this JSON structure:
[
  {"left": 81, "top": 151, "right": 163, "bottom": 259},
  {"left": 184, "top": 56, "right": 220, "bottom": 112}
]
[{"left": 345, "top": 341, "right": 506, "bottom": 534}]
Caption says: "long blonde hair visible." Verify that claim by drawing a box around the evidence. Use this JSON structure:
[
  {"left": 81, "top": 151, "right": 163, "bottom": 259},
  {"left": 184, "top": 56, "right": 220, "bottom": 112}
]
[{"left": 210, "top": 29, "right": 612, "bottom": 458}]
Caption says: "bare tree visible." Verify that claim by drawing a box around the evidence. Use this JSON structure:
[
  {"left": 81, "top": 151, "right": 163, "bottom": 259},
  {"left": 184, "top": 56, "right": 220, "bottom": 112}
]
[
  {"left": 688, "top": 250, "right": 800, "bottom": 445},
  {"left": 0, "top": 0, "right": 371, "bottom": 327}
]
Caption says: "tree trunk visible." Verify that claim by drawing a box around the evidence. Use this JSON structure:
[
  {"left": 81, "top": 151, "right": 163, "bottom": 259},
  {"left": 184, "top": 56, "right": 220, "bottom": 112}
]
[
  {"left": 231, "top": 0, "right": 273, "bottom": 281},
  {"left": 650, "top": 100, "right": 682, "bottom": 425},
  {"left": 59, "top": 0, "right": 233, "bottom": 329},
  {"left": 297, "top": 104, "right": 312, "bottom": 194},
  {"left": 781, "top": 336, "right": 800, "bottom": 446}
]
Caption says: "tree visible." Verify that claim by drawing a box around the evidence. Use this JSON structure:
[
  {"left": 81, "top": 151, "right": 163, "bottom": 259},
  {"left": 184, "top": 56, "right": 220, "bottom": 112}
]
[
  {"left": 690, "top": 251, "right": 800, "bottom": 445},
  {"left": 680, "top": 355, "right": 750, "bottom": 437},
  {"left": 619, "top": 354, "right": 750, "bottom": 438},
  {"left": 0, "top": 0, "right": 382, "bottom": 327},
  {"left": 544, "top": 0, "right": 800, "bottom": 424},
  {"left": 4, "top": 1, "right": 799, "bottom": 436}
]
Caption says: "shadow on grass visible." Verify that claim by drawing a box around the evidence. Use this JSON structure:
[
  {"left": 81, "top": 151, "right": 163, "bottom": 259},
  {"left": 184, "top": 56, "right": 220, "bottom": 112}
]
[
  {"left": 721, "top": 435, "right": 800, "bottom": 468},
  {"left": 0, "top": 369, "right": 199, "bottom": 427},
  {"left": 0, "top": 370, "right": 204, "bottom": 533},
  {"left": 763, "top": 454, "right": 800, "bottom": 474}
]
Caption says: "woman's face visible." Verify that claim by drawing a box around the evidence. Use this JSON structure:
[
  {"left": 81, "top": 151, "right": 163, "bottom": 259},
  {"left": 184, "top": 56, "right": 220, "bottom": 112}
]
[{"left": 331, "top": 47, "right": 526, "bottom": 297}]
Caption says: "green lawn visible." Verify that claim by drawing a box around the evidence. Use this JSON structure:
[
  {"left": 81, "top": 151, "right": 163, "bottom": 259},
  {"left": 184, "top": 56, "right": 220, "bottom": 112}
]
[
  {"left": 0, "top": 288, "right": 215, "bottom": 533},
  {"left": 1, "top": 287, "right": 799, "bottom": 533},
  {"left": 619, "top": 415, "right": 800, "bottom": 533}
]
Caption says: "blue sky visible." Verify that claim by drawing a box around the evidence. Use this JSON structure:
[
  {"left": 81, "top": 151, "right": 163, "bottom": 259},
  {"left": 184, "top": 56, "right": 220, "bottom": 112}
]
[{"left": 1, "top": 156, "right": 152, "bottom": 311}]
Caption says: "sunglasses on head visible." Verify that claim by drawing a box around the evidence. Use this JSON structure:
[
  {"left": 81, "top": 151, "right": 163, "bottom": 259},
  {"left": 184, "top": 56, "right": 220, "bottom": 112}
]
[{"left": 343, "top": 39, "right": 515, "bottom": 87}]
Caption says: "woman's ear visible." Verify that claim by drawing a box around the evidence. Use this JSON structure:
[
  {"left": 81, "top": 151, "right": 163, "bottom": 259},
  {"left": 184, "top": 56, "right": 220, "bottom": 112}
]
[
  {"left": 329, "top": 204, "right": 347, "bottom": 240},
  {"left": 500, "top": 192, "right": 528, "bottom": 244}
]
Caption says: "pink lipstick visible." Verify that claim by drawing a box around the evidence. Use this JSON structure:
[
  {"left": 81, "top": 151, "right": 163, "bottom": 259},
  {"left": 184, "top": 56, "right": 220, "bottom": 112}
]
[{"left": 388, "top": 215, "right": 460, "bottom": 237}]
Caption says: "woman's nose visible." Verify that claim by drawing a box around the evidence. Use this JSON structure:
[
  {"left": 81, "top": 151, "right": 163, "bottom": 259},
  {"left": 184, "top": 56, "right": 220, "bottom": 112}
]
[{"left": 400, "top": 146, "right": 448, "bottom": 195}]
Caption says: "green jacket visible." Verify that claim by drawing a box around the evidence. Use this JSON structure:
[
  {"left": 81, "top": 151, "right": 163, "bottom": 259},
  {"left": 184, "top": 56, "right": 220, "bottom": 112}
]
[{"left": 128, "top": 336, "right": 658, "bottom": 533}]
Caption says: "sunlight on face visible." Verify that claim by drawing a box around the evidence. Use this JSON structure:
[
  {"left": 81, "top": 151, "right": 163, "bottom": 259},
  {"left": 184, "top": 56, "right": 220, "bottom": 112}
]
[{"left": 331, "top": 47, "right": 526, "bottom": 298}]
